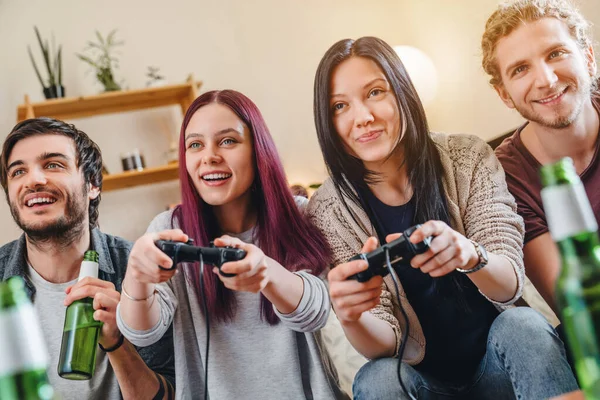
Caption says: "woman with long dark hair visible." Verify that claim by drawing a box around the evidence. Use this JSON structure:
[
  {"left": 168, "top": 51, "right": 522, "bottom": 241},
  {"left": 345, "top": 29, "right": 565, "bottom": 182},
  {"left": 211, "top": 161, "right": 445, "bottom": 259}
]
[
  {"left": 308, "top": 37, "right": 577, "bottom": 399},
  {"left": 116, "top": 90, "right": 348, "bottom": 399}
]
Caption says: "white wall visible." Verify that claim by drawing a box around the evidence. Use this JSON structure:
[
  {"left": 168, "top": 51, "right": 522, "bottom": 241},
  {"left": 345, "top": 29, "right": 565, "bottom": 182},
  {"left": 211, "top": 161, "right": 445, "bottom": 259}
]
[{"left": 0, "top": 0, "right": 598, "bottom": 244}]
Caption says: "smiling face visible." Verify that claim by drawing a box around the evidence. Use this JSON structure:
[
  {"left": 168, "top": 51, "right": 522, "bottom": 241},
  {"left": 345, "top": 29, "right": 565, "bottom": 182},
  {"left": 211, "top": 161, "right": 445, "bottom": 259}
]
[
  {"left": 6, "top": 134, "right": 99, "bottom": 238},
  {"left": 329, "top": 56, "right": 403, "bottom": 170},
  {"left": 494, "top": 17, "right": 597, "bottom": 129},
  {"left": 184, "top": 103, "right": 255, "bottom": 210}
]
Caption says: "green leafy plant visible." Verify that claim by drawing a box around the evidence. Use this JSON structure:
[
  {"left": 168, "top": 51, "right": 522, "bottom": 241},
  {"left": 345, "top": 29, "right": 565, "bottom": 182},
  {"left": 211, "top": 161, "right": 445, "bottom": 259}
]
[
  {"left": 146, "top": 66, "right": 165, "bottom": 86},
  {"left": 28, "top": 26, "right": 62, "bottom": 90},
  {"left": 76, "top": 30, "right": 123, "bottom": 91}
]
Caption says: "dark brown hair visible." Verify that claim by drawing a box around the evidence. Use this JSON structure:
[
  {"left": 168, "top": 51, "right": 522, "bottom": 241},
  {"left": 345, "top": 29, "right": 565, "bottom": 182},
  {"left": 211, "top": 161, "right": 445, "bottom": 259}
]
[
  {"left": 313, "top": 36, "right": 450, "bottom": 231},
  {"left": 0, "top": 117, "right": 103, "bottom": 228}
]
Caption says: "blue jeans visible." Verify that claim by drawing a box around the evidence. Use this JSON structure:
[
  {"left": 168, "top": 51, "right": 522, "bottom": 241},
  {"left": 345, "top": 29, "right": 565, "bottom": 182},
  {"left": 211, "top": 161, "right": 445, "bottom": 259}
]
[{"left": 353, "top": 307, "right": 578, "bottom": 399}]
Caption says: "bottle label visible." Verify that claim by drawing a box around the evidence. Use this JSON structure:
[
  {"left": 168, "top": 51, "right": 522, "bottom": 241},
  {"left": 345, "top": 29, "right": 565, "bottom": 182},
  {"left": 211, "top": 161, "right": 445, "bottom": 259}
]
[
  {"left": 78, "top": 260, "right": 99, "bottom": 281},
  {"left": 542, "top": 182, "right": 598, "bottom": 241},
  {"left": 0, "top": 303, "right": 49, "bottom": 377}
]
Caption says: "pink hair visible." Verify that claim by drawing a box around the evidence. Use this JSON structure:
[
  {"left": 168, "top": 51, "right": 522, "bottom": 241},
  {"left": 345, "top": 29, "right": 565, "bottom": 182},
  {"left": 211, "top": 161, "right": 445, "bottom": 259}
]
[{"left": 173, "top": 90, "right": 331, "bottom": 324}]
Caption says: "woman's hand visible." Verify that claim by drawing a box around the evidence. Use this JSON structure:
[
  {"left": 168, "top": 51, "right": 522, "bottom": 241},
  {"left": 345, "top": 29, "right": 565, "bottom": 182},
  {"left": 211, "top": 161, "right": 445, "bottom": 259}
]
[
  {"left": 393, "top": 220, "right": 479, "bottom": 277},
  {"left": 120, "top": 229, "right": 187, "bottom": 332},
  {"left": 212, "top": 235, "right": 271, "bottom": 293},
  {"left": 125, "top": 229, "right": 189, "bottom": 285},
  {"left": 327, "top": 237, "right": 383, "bottom": 324}
]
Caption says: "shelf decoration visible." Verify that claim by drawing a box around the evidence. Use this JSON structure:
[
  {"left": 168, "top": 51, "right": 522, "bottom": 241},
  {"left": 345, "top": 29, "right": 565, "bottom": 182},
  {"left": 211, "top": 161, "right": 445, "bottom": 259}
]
[
  {"left": 77, "top": 30, "right": 123, "bottom": 92},
  {"left": 17, "top": 78, "right": 202, "bottom": 192},
  {"left": 28, "top": 26, "right": 64, "bottom": 99}
]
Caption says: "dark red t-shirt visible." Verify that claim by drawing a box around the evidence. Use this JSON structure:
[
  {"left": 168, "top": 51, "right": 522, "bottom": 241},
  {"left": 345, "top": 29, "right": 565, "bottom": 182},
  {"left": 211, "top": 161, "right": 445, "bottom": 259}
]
[{"left": 495, "top": 98, "right": 600, "bottom": 244}]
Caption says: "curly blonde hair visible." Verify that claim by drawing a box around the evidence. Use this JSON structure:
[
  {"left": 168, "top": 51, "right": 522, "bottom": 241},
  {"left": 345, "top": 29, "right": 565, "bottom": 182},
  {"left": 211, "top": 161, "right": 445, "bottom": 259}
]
[{"left": 481, "top": 0, "right": 593, "bottom": 86}]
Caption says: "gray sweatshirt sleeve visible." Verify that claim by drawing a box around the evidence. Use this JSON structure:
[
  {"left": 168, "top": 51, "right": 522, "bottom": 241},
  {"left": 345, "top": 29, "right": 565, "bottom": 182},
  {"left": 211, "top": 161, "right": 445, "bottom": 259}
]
[
  {"left": 274, "top": 271, "right": 330, "bottom": 332},
  {"left": 117, "top": 281, "right": 178, "bottom": 347},
  {"left": 116, "top": 210, "right": 180, "bottom": 347}
]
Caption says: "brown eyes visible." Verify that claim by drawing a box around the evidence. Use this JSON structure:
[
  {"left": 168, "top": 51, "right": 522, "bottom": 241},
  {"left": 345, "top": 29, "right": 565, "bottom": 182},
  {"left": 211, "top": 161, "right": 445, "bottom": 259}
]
[
  {"left": 369, "top": 89, "right": 383, "bottom": 97},
  {"left": 332, "top": 103, "right": 345, "bottom": 112}
]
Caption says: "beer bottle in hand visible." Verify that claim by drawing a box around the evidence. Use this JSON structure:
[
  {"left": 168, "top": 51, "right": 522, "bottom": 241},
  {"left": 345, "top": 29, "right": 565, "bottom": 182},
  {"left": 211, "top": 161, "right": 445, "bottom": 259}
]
[{"left": 57, "top": 250, "right": 103, "bottom": 380}]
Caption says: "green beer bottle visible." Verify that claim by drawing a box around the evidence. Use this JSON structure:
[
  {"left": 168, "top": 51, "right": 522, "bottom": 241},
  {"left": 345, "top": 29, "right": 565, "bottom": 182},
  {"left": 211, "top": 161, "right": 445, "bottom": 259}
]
[
  {"left": 57, "top": 250, "right": 103, "bottom": 380},
  {"left": 541, "top": 157, "right": 600, "bottom": 397},
  {"left": 0, "top": 277, "right": 54, "bottom": 400}
]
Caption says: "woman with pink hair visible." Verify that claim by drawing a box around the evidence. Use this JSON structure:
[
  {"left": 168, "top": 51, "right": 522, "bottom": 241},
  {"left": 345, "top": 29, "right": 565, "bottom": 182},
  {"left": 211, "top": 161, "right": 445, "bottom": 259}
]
[{"left": 116, "top": 90, "right": 347, "bottom": 399}]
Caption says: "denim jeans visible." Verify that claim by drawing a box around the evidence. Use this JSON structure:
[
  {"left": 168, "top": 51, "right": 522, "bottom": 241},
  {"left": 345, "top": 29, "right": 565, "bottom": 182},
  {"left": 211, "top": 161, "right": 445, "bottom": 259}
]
[{"left": 353, "top": 307, "right": 578, "bottom": 399}]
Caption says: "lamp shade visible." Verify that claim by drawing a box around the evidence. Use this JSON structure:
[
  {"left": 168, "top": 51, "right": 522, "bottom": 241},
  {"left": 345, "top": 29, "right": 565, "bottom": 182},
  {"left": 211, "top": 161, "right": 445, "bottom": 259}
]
[{"left": 393, "top": 45, "right": 438, "bottom": 105}]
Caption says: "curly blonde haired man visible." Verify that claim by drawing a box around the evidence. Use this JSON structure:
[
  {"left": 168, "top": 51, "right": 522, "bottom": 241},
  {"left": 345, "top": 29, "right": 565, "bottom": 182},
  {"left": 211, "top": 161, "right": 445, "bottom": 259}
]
[{"left": 482, "top": 0, "right": 599, "bottom": 323}]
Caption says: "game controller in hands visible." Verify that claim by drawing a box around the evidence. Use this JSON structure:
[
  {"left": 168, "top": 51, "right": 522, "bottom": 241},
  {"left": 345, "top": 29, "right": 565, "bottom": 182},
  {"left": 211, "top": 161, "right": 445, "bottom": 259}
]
[
  {"left": 155, "top": 239, "right": 246, "bottom": 277},
  {"left": 347, "top": 225, "right": 432, "bottom": 282}
]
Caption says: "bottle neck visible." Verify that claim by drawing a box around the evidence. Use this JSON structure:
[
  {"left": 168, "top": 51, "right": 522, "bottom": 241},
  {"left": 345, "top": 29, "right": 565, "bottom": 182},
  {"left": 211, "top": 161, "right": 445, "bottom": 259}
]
[
  {"left": 0, "top": 278, "right": 28, "bottom": 310},
  {"left": 541, "top": 181, "right": 597, "bottom": 242},
  {"left": 0, "top": 297, "right": 50, "bottom": 378},
  {"left": 83, "top": 250, "right": 99, "bottom": 263},
  {"left": 77, "top": 260, "right": 99, "bottom": 282}
]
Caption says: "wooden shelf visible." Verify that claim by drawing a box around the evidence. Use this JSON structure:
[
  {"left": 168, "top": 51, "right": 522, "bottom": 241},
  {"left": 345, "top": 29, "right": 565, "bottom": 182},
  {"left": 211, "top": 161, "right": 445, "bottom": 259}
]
[
  {"left": 102, "top": 163, "right": 179, "bottom": 192},
  {"left": 17, "top": 81, "right": 202, "bottom": 122},
  {"left": 18, "top": 78, "right": 201, "bottom": 192}
]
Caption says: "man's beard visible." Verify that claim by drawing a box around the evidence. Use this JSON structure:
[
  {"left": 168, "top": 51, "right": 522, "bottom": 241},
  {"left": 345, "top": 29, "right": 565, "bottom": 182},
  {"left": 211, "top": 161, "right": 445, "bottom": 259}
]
[
  {"left": 10, "top": 183, "right": 88, "bottom": 247},
  {"left": 513, "top": 80, "right": 592, "bottom": 130}
]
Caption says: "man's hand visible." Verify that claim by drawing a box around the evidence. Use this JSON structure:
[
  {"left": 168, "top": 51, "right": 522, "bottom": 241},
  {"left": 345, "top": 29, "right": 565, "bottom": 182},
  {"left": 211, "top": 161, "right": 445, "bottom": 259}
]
[{"left": 64, "top": 277, "right": 122, "bottom": 349}]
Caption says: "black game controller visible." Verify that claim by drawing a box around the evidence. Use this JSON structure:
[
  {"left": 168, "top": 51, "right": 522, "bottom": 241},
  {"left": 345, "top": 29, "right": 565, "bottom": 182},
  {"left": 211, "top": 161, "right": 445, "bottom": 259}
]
[
  {"left": 347, "top": 225, "right": 432, "bottom": 282},
  {"left": 155, "top": 239, "right": 246, "bottom": 277}
]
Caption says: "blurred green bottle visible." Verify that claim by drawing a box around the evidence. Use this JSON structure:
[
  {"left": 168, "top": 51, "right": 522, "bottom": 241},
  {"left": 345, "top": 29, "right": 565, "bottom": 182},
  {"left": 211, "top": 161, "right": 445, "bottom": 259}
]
[
  {"left": 0, "top": 276, "right": 54, "bottom": 400},
  {"left": 57, "top": 250, "right": 103, "bottom": 380},
  {"left": 541, "top": 157, "right": 600, "bottom": 398}
]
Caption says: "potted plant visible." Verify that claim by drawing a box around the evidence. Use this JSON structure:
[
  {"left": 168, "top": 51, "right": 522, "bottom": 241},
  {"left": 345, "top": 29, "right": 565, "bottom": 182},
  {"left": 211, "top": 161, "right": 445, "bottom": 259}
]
[
  {"left": 146, "top": 66, "right": 167, "bottom": 87},
  {"left": 76, "top": 30, "right": 123, "bottom": 92},
  {"left": 28, "top": 26, "right": 64, "bottom": 99}
]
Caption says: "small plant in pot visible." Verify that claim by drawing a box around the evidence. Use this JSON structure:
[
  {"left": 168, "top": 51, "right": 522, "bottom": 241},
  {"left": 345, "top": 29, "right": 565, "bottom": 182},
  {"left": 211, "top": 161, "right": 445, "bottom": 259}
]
[
  {"left": 28, "top": 26, "right": 64, "bottom": 99},
  {"left": 76, "top": 30, "right": 124, "bottom": 92},
  {"left": 146, "top": 66, "right": 167, "bottom": 87}
]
